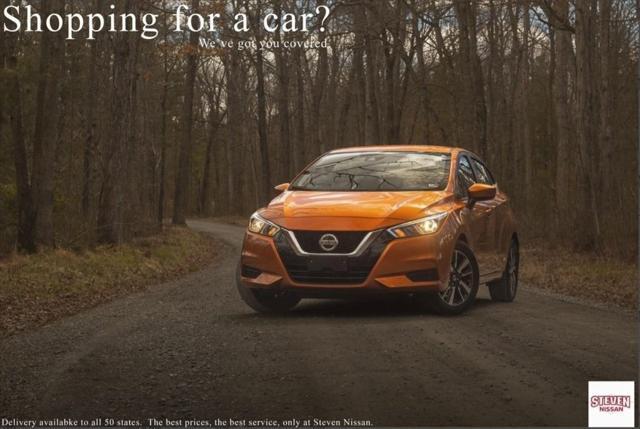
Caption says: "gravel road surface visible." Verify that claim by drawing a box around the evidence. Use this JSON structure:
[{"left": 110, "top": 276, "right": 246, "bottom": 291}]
[{"left": 0, "top": 220, "right": 636, "bottom": 427}]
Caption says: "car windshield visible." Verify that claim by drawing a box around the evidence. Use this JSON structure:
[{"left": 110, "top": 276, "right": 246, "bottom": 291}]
[{"left": 290, "top": 151, "right": 451, "bottom": 192}]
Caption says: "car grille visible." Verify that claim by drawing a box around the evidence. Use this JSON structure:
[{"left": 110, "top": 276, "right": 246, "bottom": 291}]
[
  {"left": 291, "top": 231, "right": 369, "bottom": 254},
  {"left": 274, "top": 230, "right": 393, "bottom": 285}
]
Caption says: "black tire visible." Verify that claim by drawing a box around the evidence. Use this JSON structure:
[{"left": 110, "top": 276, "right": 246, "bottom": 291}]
[
  {"left": 421, "top": 241, "right": 479, "bottom": 315},
  {"left": 488, "top": 239, "right": 519, "bottom": 302},
  {"left": 236, "top": 264, "right": 300, "bottom": 313}
]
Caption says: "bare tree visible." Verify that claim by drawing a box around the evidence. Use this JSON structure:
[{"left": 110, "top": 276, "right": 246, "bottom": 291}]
[
  {"left": 173, "top": 0, "right": 201, "bottom": 225},
  {"left": 6, "top": 42, "right": 36, "bottom": 252},
  {"left": 98, "top": 1, "right": 141, "bottom": 243},
  {"left": 31, "top": 0, "right": 65, "bottom": 247}
]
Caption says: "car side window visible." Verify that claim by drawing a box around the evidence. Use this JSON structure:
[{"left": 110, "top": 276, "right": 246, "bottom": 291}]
[
  {"left": 456, "top": 155, "right": 476, "bottom": 197},
  {"left": 471, "top": 158, "right": 496, "bottom": 185}
]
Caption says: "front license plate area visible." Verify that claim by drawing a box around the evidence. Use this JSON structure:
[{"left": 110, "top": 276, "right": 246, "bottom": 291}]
[{"left": 308, "top": 258, "right": 348, "bottom": 272}]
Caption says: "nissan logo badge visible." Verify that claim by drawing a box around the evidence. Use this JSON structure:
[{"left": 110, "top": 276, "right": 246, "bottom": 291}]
[{"left": 319, "top": 234, "right": 339, "bottom": 252}]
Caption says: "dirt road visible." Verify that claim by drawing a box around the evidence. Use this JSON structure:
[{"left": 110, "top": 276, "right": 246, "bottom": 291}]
[{"left": 0, "top": 220, "right": 636, "bottom": 427}]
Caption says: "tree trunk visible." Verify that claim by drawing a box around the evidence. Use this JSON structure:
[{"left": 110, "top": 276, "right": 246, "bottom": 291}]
[
  {"left": 82, "top": 1, "right": 100, "bottom": 220},
  {"left": 548, "top": 0, "right": 572, "bottom": 239},
  {"left": 575, "top": 0, "right": 601, "bottom": 249},
  {"left": 511, "top": 1, "right": 532, "bottom": 206},
  {"left": 363, "top": 9, "right": 382, "bottom": 146},
  {"left": 352, "top": 8, "right": 367, "bottom": 146},
  {"left": 294, "top": 48, "right": 306, "bottom": 170},
  {"left": 454, "top": 0, "right": 487, "bottom": 156},
  {"left": 312, "top": 2, "right": 329, "bottom": 152},
  {"left": 173, "top": 0, "right": 200, "bottom": 225},
  {"left": 6, "top": 54, "right": 36, "bottom": 252},
  {"left": 157, "top": 1, "right": 170, "bottom": 226},
  {"left": 200, "top": 97, "right": 220, "bottom": 216},
  {"left": 158, "top": 66, "right": 169, "bottom": 225},
  {"left": 97, "top": 0, "right": 139, "bottom": 243},
  {"left": 468, "top": 2, "right": 487, "bottom": 157},
  {"left": 274, "top": 0, "right": 291, "bottom": 180},
  {"left": 31, "top": 0, "right": 65, "bottom": 247},
  {"left": 382, "top": 2, "right": 405, "bottom": 145},
  {"left": 255, "top": 39, "right": 272, "bottom": 205},
  {"left": 224, "top": 52, "right": 240, "bottom": 214},
  {"left": 598, "top": 0, "right": 613, "bottom": 197},
  {"left": 337, "top": 56, "right": 357, "bottom": 148}
]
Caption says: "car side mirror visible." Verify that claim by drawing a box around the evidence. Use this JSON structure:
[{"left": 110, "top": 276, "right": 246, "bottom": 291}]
[
  {"left": 467, "top": 183, "right": 496, "bottom": 206},
  {"left": 274, "top": 183, "right": 290, "bottom": 192}
]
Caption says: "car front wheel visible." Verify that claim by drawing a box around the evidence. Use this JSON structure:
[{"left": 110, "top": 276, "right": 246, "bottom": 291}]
[{"left": 423, "top": 241, "right": 479, "bottom": 315}]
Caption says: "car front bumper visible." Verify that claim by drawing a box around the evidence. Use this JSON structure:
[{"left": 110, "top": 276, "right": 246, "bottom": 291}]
[{"left": 239, "top": 221, "right": 457, "bottom": 296}]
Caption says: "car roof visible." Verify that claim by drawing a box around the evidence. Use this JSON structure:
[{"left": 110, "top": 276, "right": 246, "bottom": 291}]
[{"left": 329, "top": 145, "right": 462, "bottom": 155}]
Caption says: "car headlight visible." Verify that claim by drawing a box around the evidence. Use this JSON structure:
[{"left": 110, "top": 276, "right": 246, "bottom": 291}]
[
  {"left": 387, "top": 212, "right": 448, "bottom": 238},
  {"left": 248, "top": 213, "right": 280, "bottom": 237}
]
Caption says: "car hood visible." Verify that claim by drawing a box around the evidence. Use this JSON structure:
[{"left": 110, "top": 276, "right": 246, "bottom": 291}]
[{"left": 260, "top": 191, "right": 452, "bottom": 231}]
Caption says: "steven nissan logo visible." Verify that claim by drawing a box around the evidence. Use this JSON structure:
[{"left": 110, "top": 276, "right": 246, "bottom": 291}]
[
  {"left": 590, "top": 395, "right": 631, "bottom": 411},
  {"left": 319, "top": 234, "right": 339, "bottom": 252}
]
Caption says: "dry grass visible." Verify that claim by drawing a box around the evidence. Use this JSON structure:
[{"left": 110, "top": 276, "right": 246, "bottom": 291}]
[
  {"left": 521, "top": 246, "right": 637, "bottom": 309},
  {"left": 0, "top": 227, "right": 216, "bottom": 336}
]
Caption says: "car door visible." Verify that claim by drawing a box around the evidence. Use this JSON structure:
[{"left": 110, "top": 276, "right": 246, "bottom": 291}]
[
  {"left": 455, "top": 154, "right": 496, "bottom": 279},
  {"left": 469, "top": 157, "right": 504, "bottom": 279}
]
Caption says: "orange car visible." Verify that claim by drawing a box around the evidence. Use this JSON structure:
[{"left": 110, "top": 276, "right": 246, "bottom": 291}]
[{"left": 237, "top": 146, "right": 518, "bottom": 315}]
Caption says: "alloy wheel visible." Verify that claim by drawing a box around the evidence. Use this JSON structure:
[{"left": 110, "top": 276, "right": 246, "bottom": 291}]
[{"left": 440, "top": 249, "right": 474, "bottom": 306}]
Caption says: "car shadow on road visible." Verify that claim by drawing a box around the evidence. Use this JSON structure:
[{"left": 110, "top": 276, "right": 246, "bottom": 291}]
[{"left": 231, "top": 296, "right": 497, "bottom": 320}]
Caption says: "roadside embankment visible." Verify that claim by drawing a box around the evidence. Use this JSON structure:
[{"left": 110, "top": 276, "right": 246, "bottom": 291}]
[{"left": 0, "top": 227, "right": 217, "bottom": 336}]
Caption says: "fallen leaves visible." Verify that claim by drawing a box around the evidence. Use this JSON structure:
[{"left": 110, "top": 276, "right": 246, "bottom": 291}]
[{"left": 0, "top": 227, "right": 217, "bottom": 336}]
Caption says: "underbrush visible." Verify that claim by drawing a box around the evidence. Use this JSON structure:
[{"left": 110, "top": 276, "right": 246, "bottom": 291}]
[
  {"left": 0, "top": 227, "right": 216, "bottom": 336},
  {"left": 520, "top": 246, "right": 637, "bottom": 309}
]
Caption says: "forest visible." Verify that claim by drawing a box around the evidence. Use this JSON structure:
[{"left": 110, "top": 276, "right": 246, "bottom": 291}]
[{"left": 0, "top": 0, "right": 637, "bottom": 257}]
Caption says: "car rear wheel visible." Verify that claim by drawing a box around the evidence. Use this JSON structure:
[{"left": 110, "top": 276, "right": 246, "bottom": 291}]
[
  {"left": 236, "top": 264, "right": 300, "bottom": 313},
  {"left": 422, "top": 241, "right": 479, "bottom": 315},
  {"left": 488, "top": 239, "right": 519, "bottom": 302}
]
